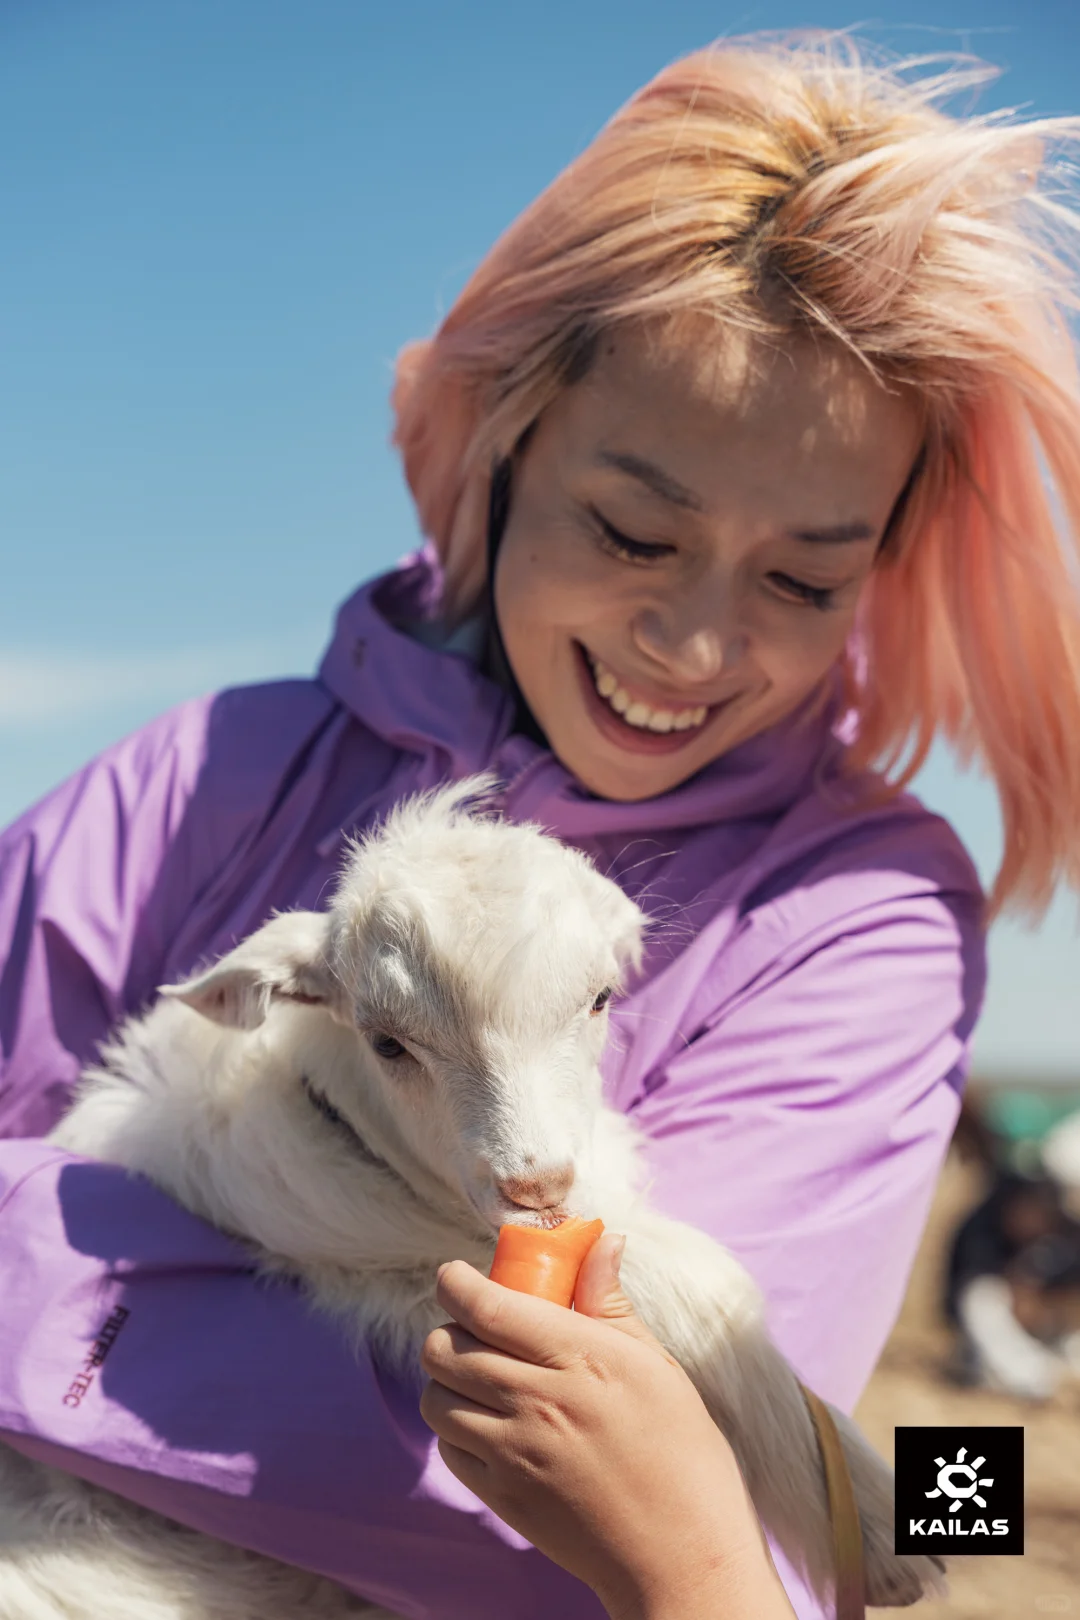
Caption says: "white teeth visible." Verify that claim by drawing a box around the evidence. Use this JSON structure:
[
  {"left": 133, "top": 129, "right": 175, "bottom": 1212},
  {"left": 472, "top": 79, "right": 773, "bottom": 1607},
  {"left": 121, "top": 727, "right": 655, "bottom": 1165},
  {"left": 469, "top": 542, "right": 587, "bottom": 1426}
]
[{"left": 588, "top": 656, "right": 709, "bottom": 734}]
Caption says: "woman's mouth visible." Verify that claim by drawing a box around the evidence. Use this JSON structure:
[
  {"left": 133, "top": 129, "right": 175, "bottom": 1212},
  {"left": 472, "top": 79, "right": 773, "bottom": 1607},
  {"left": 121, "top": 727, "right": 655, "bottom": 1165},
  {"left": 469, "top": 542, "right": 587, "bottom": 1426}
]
[{"left": 573, "top": 643, "right": 729, "bottom": 755}]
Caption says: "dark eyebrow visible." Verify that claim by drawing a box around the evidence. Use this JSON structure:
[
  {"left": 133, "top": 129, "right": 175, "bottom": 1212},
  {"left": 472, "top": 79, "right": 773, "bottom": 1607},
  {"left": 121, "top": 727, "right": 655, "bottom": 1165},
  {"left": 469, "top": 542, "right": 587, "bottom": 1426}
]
[
  {"left": 595, "top": 450, "right": 704, "bottom": 512},
  {"left": 786, "top": 522, "right": 875, "bottom": 545}
]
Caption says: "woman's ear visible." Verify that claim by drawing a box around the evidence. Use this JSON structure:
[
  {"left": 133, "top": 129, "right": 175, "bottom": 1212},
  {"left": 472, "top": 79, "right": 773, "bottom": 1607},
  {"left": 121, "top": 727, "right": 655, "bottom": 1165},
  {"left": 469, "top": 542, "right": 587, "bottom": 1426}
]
[{"left": 159, "top": 911, "right": 336, "bottom": 1031}]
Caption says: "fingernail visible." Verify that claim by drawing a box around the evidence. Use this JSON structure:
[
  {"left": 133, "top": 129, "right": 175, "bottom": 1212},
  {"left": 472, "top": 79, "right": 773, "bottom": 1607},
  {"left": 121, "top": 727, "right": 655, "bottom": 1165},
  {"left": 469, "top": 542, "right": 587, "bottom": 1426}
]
[
  {"left": 437, "top": 1262, "right": 451, "bottom": 1281},
  {"left": 610, "top": 1234, "right": 627, "bottom": 1269}
]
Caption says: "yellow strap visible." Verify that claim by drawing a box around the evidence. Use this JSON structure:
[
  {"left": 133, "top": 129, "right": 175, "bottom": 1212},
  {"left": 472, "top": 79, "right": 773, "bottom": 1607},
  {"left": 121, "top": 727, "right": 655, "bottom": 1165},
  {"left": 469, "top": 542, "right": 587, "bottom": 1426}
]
[{"left": 798, "top": 1382, "right": 865, "bottom": 1620}]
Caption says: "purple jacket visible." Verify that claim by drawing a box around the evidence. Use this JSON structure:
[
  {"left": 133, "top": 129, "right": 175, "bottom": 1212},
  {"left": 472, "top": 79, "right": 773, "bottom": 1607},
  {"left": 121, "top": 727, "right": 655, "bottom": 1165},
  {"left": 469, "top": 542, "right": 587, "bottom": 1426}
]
[{"left": 0, "top": 551, "right": 984, "bottom": 1618}]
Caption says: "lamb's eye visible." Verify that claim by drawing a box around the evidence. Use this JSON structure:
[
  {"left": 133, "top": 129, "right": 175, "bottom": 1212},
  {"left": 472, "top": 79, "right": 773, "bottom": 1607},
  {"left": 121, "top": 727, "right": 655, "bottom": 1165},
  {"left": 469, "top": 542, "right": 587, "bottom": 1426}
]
[
  {"left": 590, "top": 987, "right": 613, "bottom": 1015},
  {"left": 370, "top": 1032, "right": 406, "bottom": 1060}
]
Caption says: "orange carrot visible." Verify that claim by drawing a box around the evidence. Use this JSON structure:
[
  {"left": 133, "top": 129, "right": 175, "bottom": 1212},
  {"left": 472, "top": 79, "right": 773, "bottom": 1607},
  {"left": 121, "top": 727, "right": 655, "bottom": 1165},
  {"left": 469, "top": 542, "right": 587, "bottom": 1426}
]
[{"left": 488, "top": 1217, "right": 605, "bottom": 1308}]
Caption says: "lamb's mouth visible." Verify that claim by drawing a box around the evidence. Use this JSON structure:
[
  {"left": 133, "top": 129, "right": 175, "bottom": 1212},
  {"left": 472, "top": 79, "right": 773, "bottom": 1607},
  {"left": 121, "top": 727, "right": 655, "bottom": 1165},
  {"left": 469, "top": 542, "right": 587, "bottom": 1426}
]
[
  {"left": 495, "top": 1205, "right": 571, "bottom": 1231},
  {"left": 469, "top": 1192, "right": 573, "bottom": 1234},
  {"left": 300, "top": 1076, "right": 394, "bottom": 1172}
]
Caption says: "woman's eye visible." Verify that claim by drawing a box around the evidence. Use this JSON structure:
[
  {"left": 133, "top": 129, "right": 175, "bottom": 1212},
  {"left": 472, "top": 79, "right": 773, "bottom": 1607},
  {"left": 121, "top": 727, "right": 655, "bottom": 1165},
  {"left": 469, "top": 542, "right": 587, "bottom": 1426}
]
[
  {"left": 768, "top": 572, "right": 838, "bottom": 611},
  {"left": 590, "top": 510, "right": 673, "bottom": 564},
  {"left": 590, "top": 987, "right": 613, "bottom": 1015},
  {"left": 369, "top": 1032, "right": 407, "bottom": 1060}
]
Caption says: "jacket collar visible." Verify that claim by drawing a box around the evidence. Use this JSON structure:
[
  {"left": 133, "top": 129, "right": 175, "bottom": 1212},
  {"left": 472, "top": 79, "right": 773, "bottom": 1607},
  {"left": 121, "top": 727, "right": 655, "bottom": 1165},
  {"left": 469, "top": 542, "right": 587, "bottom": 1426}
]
[{"left": 319, "top": 548, "right": 513, "bottom": 778}]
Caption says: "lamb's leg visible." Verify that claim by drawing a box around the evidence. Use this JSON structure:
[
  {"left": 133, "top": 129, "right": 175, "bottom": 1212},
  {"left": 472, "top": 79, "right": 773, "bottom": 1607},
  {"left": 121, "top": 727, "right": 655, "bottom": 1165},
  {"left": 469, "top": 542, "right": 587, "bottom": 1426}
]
[{"left": 615, "top": 1211, "right": 945, "bottom": 1611}]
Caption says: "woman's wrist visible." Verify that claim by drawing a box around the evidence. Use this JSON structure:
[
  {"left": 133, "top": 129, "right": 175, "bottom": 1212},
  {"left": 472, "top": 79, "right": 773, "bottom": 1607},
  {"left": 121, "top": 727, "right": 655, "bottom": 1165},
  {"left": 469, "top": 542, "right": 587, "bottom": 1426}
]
[
  {"left": 596, "top": 1511, "right": 797, "bottom": 1620},
  {"left": 601, "top": 1562, "right": 796, "bottom": 1620}
]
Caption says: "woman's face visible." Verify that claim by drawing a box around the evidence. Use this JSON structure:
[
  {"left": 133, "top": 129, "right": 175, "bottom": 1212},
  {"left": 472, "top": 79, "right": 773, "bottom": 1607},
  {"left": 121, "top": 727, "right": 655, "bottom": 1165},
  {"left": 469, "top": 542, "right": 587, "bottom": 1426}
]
[{"left": 493, "top": 320, "right": 922, "bottom": 801}]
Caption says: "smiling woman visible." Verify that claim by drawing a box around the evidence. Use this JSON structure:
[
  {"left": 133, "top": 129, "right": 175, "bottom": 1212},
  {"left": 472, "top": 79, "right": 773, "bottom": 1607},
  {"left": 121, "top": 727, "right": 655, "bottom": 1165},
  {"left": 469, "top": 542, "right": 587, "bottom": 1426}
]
[
  {"left": 491, "top": 321, "right": 921, "bottom": 800},
  {"left": 3, "top": 30, "right": 1080, "bottom": 1620}
]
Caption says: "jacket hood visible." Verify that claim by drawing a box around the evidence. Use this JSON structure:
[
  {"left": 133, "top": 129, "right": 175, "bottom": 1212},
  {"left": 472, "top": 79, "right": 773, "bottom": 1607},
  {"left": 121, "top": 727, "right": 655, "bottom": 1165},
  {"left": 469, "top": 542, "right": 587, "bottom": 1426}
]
[{"left": 317, "top": 547, "right": 857, "bottom": 839}]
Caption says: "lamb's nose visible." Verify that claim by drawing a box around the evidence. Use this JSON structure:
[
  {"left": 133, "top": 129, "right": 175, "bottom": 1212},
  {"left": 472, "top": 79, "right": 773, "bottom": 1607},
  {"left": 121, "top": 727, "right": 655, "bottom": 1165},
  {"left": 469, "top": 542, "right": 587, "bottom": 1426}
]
[{"left": 497, "top": 1165, "right": 575, "bottom": 1210}]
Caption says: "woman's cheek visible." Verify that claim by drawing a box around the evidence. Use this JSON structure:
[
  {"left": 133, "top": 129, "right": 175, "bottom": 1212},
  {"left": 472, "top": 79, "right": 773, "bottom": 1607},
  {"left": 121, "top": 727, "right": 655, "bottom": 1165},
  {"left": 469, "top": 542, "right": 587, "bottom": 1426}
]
[{"left": 752, "top": 625, "right": 843, "bottom": 711}]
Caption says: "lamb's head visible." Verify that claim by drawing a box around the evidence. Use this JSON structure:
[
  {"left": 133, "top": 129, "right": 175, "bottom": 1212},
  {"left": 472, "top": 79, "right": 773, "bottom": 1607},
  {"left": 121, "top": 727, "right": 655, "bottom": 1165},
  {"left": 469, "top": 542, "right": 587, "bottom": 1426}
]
[{"left": 168, "top": 780, "right": 646, "bottom": 1236}]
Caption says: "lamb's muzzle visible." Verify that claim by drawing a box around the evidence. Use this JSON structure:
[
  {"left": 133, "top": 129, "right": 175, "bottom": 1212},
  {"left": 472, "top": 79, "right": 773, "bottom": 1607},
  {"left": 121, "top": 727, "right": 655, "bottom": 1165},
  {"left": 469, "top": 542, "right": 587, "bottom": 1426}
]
[{"left": 496, "top": 1165, "right": 575, "bottom": 1211}]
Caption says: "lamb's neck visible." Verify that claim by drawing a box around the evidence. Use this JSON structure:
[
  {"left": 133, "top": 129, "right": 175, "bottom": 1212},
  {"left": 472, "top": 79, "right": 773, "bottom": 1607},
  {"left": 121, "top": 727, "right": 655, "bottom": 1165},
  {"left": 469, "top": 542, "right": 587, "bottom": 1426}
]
[
  {"left": 252, "top": 1176, "right": 496, "bottom": 1375},
  {"left": 294, "top": 1254, "right": 484, "bottom": 1375}
]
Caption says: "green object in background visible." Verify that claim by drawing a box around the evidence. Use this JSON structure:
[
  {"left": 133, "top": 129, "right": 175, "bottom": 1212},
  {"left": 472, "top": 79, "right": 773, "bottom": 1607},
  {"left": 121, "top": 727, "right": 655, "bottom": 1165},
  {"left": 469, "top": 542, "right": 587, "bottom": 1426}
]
[{"left": 984, "top": 1089, "right": 1080, "bottom": 1146}]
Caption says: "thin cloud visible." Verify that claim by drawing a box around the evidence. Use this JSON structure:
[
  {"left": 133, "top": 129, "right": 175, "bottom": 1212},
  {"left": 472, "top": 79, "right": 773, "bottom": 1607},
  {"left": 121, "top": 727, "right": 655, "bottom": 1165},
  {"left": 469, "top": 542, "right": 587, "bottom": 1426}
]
[{"left": 0, "top": 633, "right": 321, "bottom": 728}]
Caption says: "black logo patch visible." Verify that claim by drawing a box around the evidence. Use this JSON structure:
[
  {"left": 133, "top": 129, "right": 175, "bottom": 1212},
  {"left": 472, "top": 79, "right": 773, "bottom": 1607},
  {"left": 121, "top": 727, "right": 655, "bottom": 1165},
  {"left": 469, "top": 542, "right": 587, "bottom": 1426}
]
[{"left": 894, "top": 1426, "right": 1024, "bottom": 1556}]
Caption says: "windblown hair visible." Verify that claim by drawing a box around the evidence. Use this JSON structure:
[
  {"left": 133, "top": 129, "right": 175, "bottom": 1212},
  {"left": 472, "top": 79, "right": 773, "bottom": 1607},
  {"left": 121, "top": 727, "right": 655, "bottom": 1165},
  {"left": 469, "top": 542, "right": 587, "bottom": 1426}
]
[{"left": 391, "top": 33, "right": 1080, "bottom": 917}]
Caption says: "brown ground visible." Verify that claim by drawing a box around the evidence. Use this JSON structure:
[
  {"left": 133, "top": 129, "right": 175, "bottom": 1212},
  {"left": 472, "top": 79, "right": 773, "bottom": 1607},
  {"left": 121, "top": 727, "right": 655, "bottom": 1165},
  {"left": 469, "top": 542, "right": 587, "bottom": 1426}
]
[{"left": 860, "top": 1154, "right": 1080, "bottom": 1620}]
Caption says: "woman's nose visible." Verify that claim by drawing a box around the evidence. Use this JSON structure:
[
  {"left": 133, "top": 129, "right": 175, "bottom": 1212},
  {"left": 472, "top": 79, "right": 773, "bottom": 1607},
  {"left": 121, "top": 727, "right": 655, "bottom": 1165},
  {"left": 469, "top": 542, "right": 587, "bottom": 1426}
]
[{"left": 631, "top": 607, "right": 746, "bottom": 684}]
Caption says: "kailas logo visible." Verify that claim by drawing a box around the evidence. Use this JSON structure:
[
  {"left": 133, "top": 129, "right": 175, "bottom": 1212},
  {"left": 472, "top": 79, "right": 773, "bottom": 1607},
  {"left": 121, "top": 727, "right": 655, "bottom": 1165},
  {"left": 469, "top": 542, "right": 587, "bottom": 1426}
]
[
  {"left": 925, "top": 1446, "right": 994, "bottom": 1512},
  {"left": 894, "top": 1426, "right": 1024, "bottom": 1556}
]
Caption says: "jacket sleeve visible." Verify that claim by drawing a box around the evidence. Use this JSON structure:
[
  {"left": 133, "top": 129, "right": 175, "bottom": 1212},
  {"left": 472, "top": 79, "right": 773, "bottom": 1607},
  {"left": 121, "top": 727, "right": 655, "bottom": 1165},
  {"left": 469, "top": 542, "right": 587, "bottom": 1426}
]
[
  {"left": 624, "top": 874, "right": 985, "bottom": 1618},
  {"left": 0, "top": 1144, "right": 603, "bottom": 1618},
  {"left": 0, "top": 678, "right": 347, "bottom": 1138},
  {"left": 629, "top": 876, "right": 983, "bottom": 1407},
  {"left": 0, "top": 700, "right": 220, "bottom": 1139}
]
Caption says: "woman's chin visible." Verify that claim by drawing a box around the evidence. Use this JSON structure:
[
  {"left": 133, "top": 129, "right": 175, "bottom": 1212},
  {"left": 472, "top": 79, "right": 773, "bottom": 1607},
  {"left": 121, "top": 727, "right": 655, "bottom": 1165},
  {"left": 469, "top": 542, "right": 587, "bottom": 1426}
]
[{"left": 552, "top": 724, "right": 715, "bottom": 802}]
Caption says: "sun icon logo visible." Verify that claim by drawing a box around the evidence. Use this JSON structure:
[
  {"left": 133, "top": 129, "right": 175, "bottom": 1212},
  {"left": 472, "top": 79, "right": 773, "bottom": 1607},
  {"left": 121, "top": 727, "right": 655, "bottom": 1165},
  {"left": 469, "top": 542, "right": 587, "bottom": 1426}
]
[{"left": 925, "top": 1447, "right": 995, "bottom": 1513}]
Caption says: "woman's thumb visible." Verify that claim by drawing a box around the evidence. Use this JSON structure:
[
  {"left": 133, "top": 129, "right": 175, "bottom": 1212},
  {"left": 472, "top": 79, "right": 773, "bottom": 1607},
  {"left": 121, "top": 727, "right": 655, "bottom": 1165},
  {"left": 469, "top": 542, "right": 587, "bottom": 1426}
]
[{"left": 573, "top": 1233, "right": 666, "bottom": 1352}]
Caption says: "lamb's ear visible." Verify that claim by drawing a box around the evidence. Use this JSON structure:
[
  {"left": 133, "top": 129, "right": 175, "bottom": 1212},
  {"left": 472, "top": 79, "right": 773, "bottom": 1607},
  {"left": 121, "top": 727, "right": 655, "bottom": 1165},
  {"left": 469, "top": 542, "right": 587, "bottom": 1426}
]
[{"left": 159, "top": 911, "right": 336, "bottom": 1031}]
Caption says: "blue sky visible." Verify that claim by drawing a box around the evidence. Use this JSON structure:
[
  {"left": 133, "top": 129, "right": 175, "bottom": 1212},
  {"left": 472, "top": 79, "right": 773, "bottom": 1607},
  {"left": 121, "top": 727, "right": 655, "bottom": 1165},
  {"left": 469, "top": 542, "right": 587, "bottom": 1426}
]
[{"left": 2, "top": 0, "right": 1079, "bottom": 1078}]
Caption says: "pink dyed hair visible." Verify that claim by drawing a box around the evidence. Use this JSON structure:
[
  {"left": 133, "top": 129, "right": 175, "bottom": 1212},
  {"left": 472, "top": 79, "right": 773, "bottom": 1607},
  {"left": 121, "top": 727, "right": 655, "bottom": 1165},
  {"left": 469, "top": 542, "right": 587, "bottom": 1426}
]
[{"left": 391, "top": 34, "right": 1080, "bottom": 918}]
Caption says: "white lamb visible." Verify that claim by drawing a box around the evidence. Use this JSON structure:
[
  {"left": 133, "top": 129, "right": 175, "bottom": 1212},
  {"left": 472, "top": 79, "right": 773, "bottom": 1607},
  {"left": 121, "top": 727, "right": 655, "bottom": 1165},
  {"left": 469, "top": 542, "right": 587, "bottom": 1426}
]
[{"left": 0, "top": 779, "right": 942, "bottom": 1620}]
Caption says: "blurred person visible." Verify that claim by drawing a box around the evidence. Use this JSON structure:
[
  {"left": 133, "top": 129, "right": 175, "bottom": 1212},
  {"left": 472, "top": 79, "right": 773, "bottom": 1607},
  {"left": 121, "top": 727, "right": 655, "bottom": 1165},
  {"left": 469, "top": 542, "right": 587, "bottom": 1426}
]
[
  {"left": 944, "top": 1169, "right": 1080, "bottom": 1399},
  {"left": 1009, "top": 1230, "right": 1080, "bottom": 1370}
]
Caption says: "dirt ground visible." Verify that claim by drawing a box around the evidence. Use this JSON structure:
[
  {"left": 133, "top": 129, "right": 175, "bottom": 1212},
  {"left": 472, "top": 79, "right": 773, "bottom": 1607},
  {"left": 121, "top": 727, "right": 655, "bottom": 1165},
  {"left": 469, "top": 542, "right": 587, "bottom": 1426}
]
[{"left": 860, "top": 1153, "right": 1080, "bottom": 1620}]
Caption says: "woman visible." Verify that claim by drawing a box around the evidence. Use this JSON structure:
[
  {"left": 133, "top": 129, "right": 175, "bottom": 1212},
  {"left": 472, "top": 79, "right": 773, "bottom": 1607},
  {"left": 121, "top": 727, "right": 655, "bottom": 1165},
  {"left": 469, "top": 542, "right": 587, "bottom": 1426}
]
[{"left": 2, "top": 32, "right": 1079, "bottom": 1620}]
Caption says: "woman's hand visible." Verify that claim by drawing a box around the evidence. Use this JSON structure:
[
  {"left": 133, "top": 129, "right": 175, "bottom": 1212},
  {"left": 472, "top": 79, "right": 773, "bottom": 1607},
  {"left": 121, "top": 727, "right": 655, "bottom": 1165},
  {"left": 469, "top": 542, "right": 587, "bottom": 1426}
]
[{"left": 419, "top": 1233, "right": 796, "bottom": 1620}]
